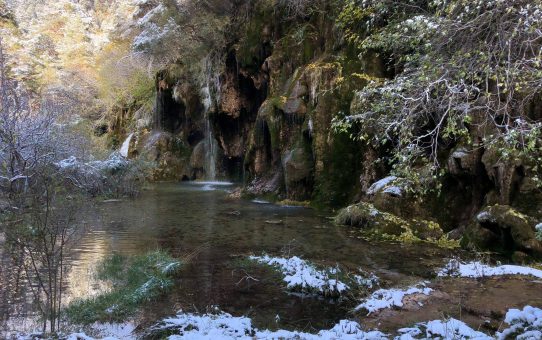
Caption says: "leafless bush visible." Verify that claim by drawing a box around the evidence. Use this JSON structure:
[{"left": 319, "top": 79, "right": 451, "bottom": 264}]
[
  {"left": 277, "top": 0, "right": 313, "bottom": 18},
  {"left": 0, "top": 37, "right": 145, "bottom": 335},
  {"left": 5, "top": 172, "right": 82, "bottom": 334}
]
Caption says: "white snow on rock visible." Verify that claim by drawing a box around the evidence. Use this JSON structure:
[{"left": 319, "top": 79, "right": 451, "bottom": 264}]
[
  {"left": 367, "top": 176, "right": 397, "bottom": 195},
  {"left": 355, "top": 283, "right": 433, "bottom": 315},
  {"left": 55, "top": 156, "right": 78, "bottom": 169},
  {"left": 476, "top": 211, "right": 495, "bottom": 223},
  {"left": 397, "top": 318, "right": 492, "bottom": 339},
  {"left": 353, "top": 272, "right": 380, "bottom": 289},
  {"left": 153, "top": 311, "right": 387, "bottom": 340},
  {"left": 382, "top": 186, "right": 403, "bottom": 197},
  {"left": 56, "top": 153, "right": 128, "bottom": 174},
  {"left": 136, "top": 4, "right": 165, "bottom": 26},
  {"left": 87, "top": 153, "right": 128, "bottom": 172},
  {"left": 536, "top": 223, "right": 542, "bottom": 232},
  {"left": 497, "top": 306, "right": 542, "bottom": 340},
  {"left": 438, "top": 259, "right": 542, "bottom": 279},
  {"left": 249, "top": 255, "right": 352, "bottom": 294}
]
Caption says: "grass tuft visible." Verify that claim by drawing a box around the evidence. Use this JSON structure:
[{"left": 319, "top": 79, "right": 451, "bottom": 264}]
[{"left": 64, "top": 250, "right": 181, "bottom": 324}]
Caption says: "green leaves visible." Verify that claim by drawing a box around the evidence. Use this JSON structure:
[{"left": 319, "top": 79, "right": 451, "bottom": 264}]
[{"left": 335, "top": 0, "right": 542, "bottom": 191}]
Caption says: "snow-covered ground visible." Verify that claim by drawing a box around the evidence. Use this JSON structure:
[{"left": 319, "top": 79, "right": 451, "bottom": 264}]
[
  {"left": 15, "top": 305, "right": 540, "bottom": 339},
  {"left": 355, "top": 283, "right": 433, "bottom": 314},
  {"left": 397, "top": 318, "right": 492, "bottom": 339},
  {"left": 150, "top": 311, "right": 388, "bottom": 340},
  {"left": 438, "top": 259, "right": 542, "bottom": 279},
  {"left": 249, "top": 255, "right": 378, "bottom": 296}
]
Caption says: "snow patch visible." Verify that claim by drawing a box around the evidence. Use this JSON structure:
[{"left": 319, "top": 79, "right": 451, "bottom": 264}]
[
  {"left": 367, "top": 176, "right": 397, "bottom": 195},
  {"left": 152, "top": 311, "right": 387, "bottom": 340},
  {"left": 157, "top": 311, "right": 253, "bottom": 339},
  {"left": 55, "top": 156, "right": 78, "bottom": 169},
  {"left": 497, "top": 306, "right": 542, "bottom": 340},
  {"left": 438, "top": 259, "right": 542, "bottom": 279},
  {"left": 383, "top": 186, "right": 403, "bottom": 197},
  {"left": 249, "top": 255, "right": 350, "bottom": 295},
  {"left": 397, "top": 318, "right": 492, "bottom": 339},
  {"left": 355, "top": 283, "right": 433, "bottom": 314},
  {"left": 55, "top": 153, "right": 128, "bottom": 173},
  {"left": 476, "top": 211, "right": 495, "bottom": 223}
]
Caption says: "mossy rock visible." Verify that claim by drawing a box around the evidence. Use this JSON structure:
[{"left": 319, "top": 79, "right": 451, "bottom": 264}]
[
  {"left": 465, "top": 205, "right": 542, "bottom": 257},
  {"left": 138, "top": 132, "right": 191, "bottom": 181},
  {"left": 334, "top": 202, "right": 444, "bottom": 242}
]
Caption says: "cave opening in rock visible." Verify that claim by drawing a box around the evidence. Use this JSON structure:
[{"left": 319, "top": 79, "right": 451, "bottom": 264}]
[
  {"left": 156, "top": 87, "right": 185, "bottom": 133},
  {"left": 480, "top": 221, "right": 516, "bottom": 254}
]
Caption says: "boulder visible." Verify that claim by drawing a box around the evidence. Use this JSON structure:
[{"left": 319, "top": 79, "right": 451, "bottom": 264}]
[
  {"left": 282, "top": 147, "right": 314, "bottom": 200},
  {"left": 140, "top": 132, "right": 191, "bottom": 181},
  {"left": 466, "top": 205, "right": 542, "bottom": 257},
  {"left": 190, "top": 141, "right": 206, "bottom": 170},
  {"left": 447, "top": 147, "right": 479, "bottom": 176},
  {"left": 334, "top": 202, "right": 444, "bottom": 242}
]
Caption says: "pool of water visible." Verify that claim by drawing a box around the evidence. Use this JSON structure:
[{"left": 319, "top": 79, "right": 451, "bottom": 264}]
[{"left": 2, "top": 182, "right": 462, "bottom": 333}]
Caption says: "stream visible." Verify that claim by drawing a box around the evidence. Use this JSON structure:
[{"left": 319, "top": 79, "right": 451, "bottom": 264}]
[
  {"left": 66, "top": 182, "right": 458, "bottom": 330},
  {"left": 3, "top": 182, "right": 542, "bottom": 337}
]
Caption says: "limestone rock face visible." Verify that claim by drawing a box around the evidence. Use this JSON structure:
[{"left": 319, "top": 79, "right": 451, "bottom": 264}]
[
  {"left": 190, "top": 141, "right": 207, "bottom": 179},
  {"left": 139, "top": 132, "right": 191, "bottom": 181},
  {"left": 447, "top": 147, "right": 480, "bottom": 176},
  {"left": 282, "top": 147, "right": 314, "bottom": 200}
]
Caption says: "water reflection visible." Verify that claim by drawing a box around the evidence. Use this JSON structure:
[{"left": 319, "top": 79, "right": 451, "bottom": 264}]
[{"left": 2, "top": 182, "right": 460, "bottom": 333}]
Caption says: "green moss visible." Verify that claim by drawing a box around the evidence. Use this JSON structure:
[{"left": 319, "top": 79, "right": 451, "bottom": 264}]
[
  {"left": 312, "top": 131, "right": 363, "bottom": 209},
  {"left": 335, "top": 202, "right": 457, "bottom": 247},
  {"left": 277, "top": 199, "right": 311, "bottom": 207},
  {"left": 236, "top": 2, "right": 275, "bottom": 71}
]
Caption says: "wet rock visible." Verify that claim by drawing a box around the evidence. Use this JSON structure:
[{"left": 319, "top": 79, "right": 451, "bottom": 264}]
[
  {"left": 481, "top": 149, "right": 524, "bottom": 205},
  {"left": 0, "top": 199, "right": 9, "bottom": 213},
  {"left": 140, "top": 132, "right": 191, "bottom": 181},
  {"left": 282, "top": 147, "right": 314, "bottom": 200},
  {"left": 466, "top": 205, "right": 542, "bottom": 257},
  {"left": 190, "top": 141, "right": 206, "bottom": 178},
  {"left": 447, "top": 147, "right": 479, "bottom": 175},
  {"left": 227, "top": 188, "right": 242, "bottom": 200},
  {"left": 365, "top": 176, "right": 430, "bottom": 222},
  {"left": 282, "top": 97, "right": 307, "bottom": 115},
  {"left": 246, "top": 163, "right": 284, "bottom": 197},
  {"left": 335, "top": 202, "right": 444, "bottom": 242},
  {"left": 511, "top": 251, "right": 530, "bottom": 264}
]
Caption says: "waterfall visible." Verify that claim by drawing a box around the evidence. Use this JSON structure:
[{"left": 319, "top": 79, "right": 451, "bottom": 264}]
[
  {"left": 120, "top": 133, "right": 134, "bottom": 158},
  {"left": 204, "top": 110, "right": 217, "bottom": 181},
  {"left": 201, "top": 56, "right": 222, "bottom": 181},
  {"left": 202, "top": 83, "right": 218, "bottom": 181}
]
